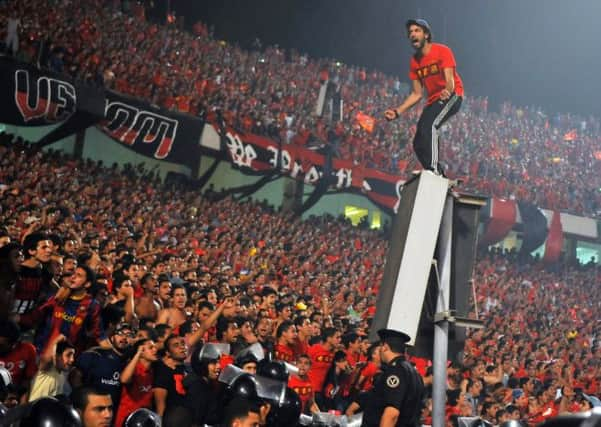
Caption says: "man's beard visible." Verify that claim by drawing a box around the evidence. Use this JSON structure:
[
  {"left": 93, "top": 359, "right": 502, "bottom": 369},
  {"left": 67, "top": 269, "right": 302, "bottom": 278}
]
[{"left": 413, "top": 38, "right": 426, "bottom": 52}]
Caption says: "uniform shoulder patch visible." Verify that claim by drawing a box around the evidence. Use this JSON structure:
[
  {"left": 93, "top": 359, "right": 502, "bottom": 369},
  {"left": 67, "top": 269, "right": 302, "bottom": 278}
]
[{"left": 386, "top": 374, "right": 400, "bottom": 388}]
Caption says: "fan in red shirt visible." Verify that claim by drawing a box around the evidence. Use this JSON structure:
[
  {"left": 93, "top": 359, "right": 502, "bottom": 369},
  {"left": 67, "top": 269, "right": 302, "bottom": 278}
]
[
  {"left": 385, "top": 18, "right": 463, "bottom": 176},
  {"left": 340, "top": 332, "right": 363, "bottom": 398},
  {"left": 0, "top": 319, "right": 37, "bottom": 400},
  {"left": 115, "top": 339, "right": 159, "bottom": 427},
  {"left": 307, "top": 328, "right": 341, "bottom": 395},
  {"left": 288, "top": 354, "right": 319, "bottom": 414},
  {"left": 355, "top": 342, "right": 382, "bottom": 393},
  {"left": 292, "top": 316, "right": 311, "bottom": 357},
  {"left": 274, "top": 321, "right": 297, "bottom": 363}
]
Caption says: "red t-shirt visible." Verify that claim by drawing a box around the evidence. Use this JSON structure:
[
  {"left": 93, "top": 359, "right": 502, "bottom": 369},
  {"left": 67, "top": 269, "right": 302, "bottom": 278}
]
[
  {"left": 219, "top": 354, "right": 235, "bottom": 371},
  {"left": 0, "top": 342, "right": 37, "bottom": 387},
  {"left": 115, "top": 362, "right": 154, "bottom": 427},
  {"left": 307, "top": 344, "right": 333, "bottom": 392},
  {"left": 359, "top": 361, "right": 379, "bottom": 391},
  {"left": 289, "top": 374, "right": 313, "bottom": 412},
  {"left": 292, "top": 338, "right": 309, "bottom": 358},
  {"left": 345, "top": 350, "right": 362, "bottom": 368},
  {"left": 409, "top": 43, "right": 464, "bottom": 105},
  {"left": 410, "top": 356, "right": 431, "bottom": 377},
  {"left": 341, "top": 350, "right": 363, "bottom": 396},
  {"left": 275, "top": 343, "right": 296, "bottom": 363}
]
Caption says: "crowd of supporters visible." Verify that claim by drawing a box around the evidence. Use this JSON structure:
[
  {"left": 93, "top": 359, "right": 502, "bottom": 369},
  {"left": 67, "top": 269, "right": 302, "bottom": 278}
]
[
  {"left": 1, "top": 0, "right": 601, "bottom": 217},
  {"left": 0, "top": 133, "right": 600, "bottom": 426},
  {"left": 1, "top": 0, "right": 601, "bottom": 425}
]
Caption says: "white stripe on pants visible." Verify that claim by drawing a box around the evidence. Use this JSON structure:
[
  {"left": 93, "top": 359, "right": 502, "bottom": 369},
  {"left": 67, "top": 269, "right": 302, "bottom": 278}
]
[{"left": 430, "top": 94, "right": 460, "bottom": 170}]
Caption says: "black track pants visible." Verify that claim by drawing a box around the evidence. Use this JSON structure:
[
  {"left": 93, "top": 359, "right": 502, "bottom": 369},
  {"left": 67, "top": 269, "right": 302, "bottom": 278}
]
[{"left": 412, "top": 94, "right": 462, "bottom": 173}]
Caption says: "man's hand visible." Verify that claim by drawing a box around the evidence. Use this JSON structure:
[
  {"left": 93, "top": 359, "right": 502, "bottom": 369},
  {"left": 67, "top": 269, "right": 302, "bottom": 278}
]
[
  {"left": 55, "top": 286, "right": 71, "bottom": 304},
  {"left": 47, "top": 333, "right": 67, "bottom": 350},
  {"left": 222, "top": 296, "right": 235, "bottom": 309},
  {"left": 440, "top": 89, "right": 452, "bottom": 101},
  {"left": 384, "top": 109, "right": 399, "bottom": 121}
]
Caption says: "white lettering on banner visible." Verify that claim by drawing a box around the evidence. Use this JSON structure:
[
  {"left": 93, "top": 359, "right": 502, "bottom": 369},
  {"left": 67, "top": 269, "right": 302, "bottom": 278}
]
[
  {"left": 267, "top": 146, "right": 278, "bottom": 168},
  {"left": 227, "top": 134, "right": 354, "bottom": 191},
  {"left": 266, "top": 146, "right": 292, "bottom": 171},
  {"left": 15, "top": 70, "right": 76, "bottom": 122},
  {"left": 305, "top": 166, "right": 321, "bottom": 184},
  {"left": 291, "top": 161, "right": 304, "bottom": 178},
  {"left": 393, "top": 180, "right": 404, "bottom": 214},
  {"left": 103, "top": 101, "right": 178, "bottom": 159},
  {"left": 226, "top": 132, "right": 257, "bottom": 167},
  {"left": 263, "top": 143, "right": 355, "bottom": 189},
  {"left": 281, "top": 150, "right": 292, "bottom": 170},
  {"left": 335, "top": 168, "right": 352, "bottom": 189}
]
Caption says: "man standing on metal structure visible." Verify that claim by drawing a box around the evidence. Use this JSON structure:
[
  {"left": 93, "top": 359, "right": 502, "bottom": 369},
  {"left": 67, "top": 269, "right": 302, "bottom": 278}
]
[{"left": 385, "top": 19, "right": 463, "bottom": 176}]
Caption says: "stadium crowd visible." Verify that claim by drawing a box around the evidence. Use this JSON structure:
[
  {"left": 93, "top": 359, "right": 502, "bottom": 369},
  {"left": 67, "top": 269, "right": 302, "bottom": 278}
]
[
  {"left": 1, "top": 0, "right": 601, "bottom": 217},
  {"left": 0, "top": 133, "right": 600, "bottom": 426}
]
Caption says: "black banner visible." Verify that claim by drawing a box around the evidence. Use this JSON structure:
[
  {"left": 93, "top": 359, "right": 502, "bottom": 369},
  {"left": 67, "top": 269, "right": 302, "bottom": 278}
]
[
  {"left": 0, "top": 58, "right": 104, "bottom": 126},
  {"left": 222, "top": 127, "right": 405, "bottom": 212},
  {"left": 0, "top": 58, "right": 405, "bottom": 210},
  {"left": 99, "top": 91, "right": 204, "bottom": 169},
  {"left": 518, "top": 202, "right": 549, "bottom": 254}
]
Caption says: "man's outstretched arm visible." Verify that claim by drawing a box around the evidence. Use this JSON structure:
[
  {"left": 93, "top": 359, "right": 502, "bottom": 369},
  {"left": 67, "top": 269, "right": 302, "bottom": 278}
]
[{"left": 385, "top": 79, "right": 423, "bottom": 120}]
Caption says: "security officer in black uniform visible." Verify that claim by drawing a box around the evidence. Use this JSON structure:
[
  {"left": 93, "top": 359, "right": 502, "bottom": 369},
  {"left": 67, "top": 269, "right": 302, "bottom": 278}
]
[{"left": 361, "top": 329, "right": 424, "bottom": 427}]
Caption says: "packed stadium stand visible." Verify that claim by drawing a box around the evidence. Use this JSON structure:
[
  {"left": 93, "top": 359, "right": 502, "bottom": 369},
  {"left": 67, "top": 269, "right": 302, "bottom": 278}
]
[{"left": 0, "top": 1, "right": 600, "bottom": 426}]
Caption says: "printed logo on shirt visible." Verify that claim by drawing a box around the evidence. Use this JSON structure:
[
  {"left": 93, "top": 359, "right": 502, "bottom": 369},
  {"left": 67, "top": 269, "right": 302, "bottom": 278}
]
[
  {"left": 101, "top": 378, "right": 120, "bottom": 386},
  {"left": 293, "top": 386, "right": 311, "bottom": 396},
  {"left": 174, "top": 373, "right": 186, "bottom": 395},
  {"left": 54, "top": 311, "right": 83, "bottom": 324},
  {"left": 416, "top": 63, "right": 441, "bottom": 79},
  {"left": 0, "top": 360, "right": 25, "bottom": 373},
  {"left": 99, "top": 371, "right": 121, "bottom": 387},
  {"left": 386, "top": 375, "right": 400, "bottom": 388}
]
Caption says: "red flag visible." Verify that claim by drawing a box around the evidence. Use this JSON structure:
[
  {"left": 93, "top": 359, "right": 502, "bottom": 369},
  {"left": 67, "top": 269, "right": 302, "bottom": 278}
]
[
  {"left": 594, "top": 151, "right": 601, "bottom": 161},
  {"left": 543, "top": 210, "right": 563, "bottom": 263},
  {"left": 355, "top": 111, "right": 375, "bottom": 133},
  {"left": 481, "top": 198, "right": 517, "bottom": 246}
]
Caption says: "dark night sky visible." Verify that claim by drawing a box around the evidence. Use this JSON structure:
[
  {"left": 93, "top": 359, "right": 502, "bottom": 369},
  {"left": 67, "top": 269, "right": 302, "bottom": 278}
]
[{"left": 173, "top": 0, "right": 601, "bottom": 116}]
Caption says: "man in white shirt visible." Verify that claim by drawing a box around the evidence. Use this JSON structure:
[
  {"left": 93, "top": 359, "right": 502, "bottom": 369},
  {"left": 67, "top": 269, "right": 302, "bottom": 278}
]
[{"left": 28, "top": 334, "right": 75, "bottom": 401}]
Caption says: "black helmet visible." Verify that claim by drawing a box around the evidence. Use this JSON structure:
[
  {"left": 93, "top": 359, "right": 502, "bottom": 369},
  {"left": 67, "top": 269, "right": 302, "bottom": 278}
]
[
  {"left": 499, "top": 422, "right": 525, "bottom": 427},
  {"left": 20, "top": 397, "right": 82, "bottom": 427},
  {"left": 124, "top": 408, "right": 162, "bottom": 427},
  {"left": 0, "top": 403, "right": 8, "bottom": 419},
  {"left": 257, "top": 359, "right": 288, "bottom": 382},
  {"left": 235, "top": 351, "right": 259, "bottom": 369},
  {"left": 190, "top": 343, "right": 228, "bottom": 376},
  {"left": 0, "top": 366, "right": 11, "bottom": 401},
  {"left": 469, "top": 419, "right": 493, "bottom": 427},
  {"left": 538, "top": 414, "right": 591, "bottom": 427},
  {"left": 267, "top": 387, "right": 301, "bottom": 426},
  {"left": 190, "top": 346, "right": 214, "bottom": 376},
  {"left": 224, "top": 373, "right": 262, "bottom": 405}
]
